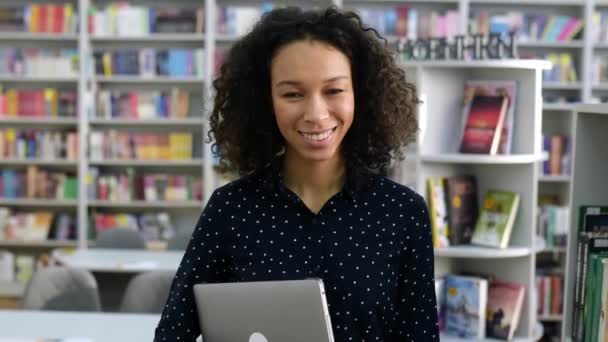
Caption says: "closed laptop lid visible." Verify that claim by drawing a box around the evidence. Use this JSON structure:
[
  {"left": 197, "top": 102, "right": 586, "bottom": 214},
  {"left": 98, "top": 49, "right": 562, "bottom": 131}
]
[{"left": 193, "top": 279, "right": 334, "bottom": 342}]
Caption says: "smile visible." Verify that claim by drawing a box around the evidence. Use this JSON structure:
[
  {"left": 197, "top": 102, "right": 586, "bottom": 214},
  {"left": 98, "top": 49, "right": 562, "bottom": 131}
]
[{"left": 298, "top": 127, "right": 337, "bottom": 142}]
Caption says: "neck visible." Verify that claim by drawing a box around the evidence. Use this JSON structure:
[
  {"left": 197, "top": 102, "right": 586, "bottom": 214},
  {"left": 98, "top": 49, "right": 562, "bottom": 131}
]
[{"left": 282, "top": 149, "right": 346, "bottom": 212}]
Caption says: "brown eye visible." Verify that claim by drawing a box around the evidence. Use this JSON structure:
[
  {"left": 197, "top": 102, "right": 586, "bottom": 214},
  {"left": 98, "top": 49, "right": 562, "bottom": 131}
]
[
  {"left": 327, "top": 89, "right": 344, "bottom": 95},
  {"left": 283, "top": 92, "right": 302, "bottom": 98}
]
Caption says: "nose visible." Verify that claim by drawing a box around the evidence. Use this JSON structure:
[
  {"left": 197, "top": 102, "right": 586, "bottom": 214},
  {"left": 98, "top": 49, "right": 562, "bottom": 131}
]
[{"left": 302, "top": 93, "right": 330, "bottom": 123}]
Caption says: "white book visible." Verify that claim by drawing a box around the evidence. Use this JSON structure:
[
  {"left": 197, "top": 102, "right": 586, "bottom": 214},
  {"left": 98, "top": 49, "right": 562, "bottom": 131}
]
[
  {"left": 444, "top": 275, "right": 488, "bottom": 339},
  {"left": 0, "top": 250, "right": 15, "bottom": 283}
]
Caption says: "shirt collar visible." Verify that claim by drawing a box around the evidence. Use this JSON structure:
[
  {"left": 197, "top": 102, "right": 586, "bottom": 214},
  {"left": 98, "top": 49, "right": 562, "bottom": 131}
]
[{"left": 259, "top": 156, "right": 371, "bottom": 202}]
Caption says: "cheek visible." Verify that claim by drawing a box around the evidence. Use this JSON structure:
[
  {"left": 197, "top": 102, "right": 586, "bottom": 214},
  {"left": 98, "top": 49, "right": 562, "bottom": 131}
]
[
  {"left": 272, "top": 97, "right": 299, "bottom": 133},
  {"left": 333, "top": 95, "right": 355, "bottom": 127}
]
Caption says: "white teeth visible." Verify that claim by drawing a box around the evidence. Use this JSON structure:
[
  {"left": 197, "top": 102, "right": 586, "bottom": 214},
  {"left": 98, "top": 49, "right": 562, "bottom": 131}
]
[{"left": 301, "top": 128, "right": 334, "bottom": 141}]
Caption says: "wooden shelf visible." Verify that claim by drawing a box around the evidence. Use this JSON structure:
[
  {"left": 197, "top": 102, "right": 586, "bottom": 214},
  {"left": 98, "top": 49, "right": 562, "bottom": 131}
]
[
  {"left": 0, "top": 117, "right": 78, "bottom": 127},
  {"left": 539, "top": 314, "right": 563, "bottom": 322},
  {"left": 0, "top": 198, "right": 78, "bottom": 208},
  {"left": 0, "top": 76, "right": 78, "bottom": 83},
  {"left": 401, "top": 59, "right": 552, "bottom": 70},
  {"left": 89, "top": 118, "right": 204, "bottom": 127},
  {"left": 543, "top": 103, "right": 579, "bottom": 111},
  {"left": 0, "top": 240, "right": 78, "bottom": 248},
  {"left": 91, "top": 34, "right": 205, "bottom": 43},
  {"left": 539, "top": 175, "right": 571, "bottom": 183},
  {"left": 0, "top": 32, "right": 78, "bottom": 42},
  {"left": 0, "top": 159, "right": 78, "bottom": 168},
  {"left": 95, "top": 76, "right": 204, "bottom": 84},
  {"left": 420, "top": 153, "right": 544, "bottom": 164},
  {"left": 89, "top": 159, "right": 203, "bottom": 167},
  {"left": 543, "top": 82, "right": 582, "bottom": 90},
  {"left": 434, "top": 246, "right": 533, "bottom": 258},
  {"left": 518, "top": 41, "right": 584, "bottom": 48},
  {"left": 88, "top": 200, "right": 203, "bottom": 209},
  {"left": 537, "top": 247, "right": 567, "bottom": 254}
]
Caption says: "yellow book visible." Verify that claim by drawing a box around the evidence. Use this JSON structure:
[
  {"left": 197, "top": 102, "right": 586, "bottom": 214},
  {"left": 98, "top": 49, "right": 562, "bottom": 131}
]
[
  {"left": 63, "top": 4, "right": 73, "bottom": 34},
  {"left": 44, "top": 88, "right": 58, "bottom": 117},
  {"left": 169, "top": 133, "right": 180, "bottom": 160},
  {"left": 6, "top": 90, "right": 17, "bottom": 116},
  {"left": 0, "top": 130, "right": 4, "bottom": 157},
  {"left": 183, "top": 133, "right": 193, "bottom": 160},
  {"left": 5, "top": 128, "right": 15, "bottom": 157},
  {"left": 29, "top": 5, "right": 40, "bottom": 33},
  {"left": 102, "top": 52, "right": 112, "bottom": 76}
]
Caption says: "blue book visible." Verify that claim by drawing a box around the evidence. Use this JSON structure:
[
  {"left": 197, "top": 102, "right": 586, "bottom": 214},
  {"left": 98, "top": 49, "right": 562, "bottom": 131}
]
[
  {"left": 384, "top": 10, "right": 397, "bottom": 35},
  {"left": 444, "top": 275, "right": 488, "bottom": 339},
  {"left": 2, "top": 170, "right": 16, "bottom": 199},
  {"left": 168, "top": 49, "right": 189, "bottom": 76}
]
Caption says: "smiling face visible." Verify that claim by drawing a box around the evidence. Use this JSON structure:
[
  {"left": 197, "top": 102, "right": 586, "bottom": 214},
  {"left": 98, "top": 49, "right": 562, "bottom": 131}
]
[{"left": 271, "top": 40, "right": 355, "bottom": 165}]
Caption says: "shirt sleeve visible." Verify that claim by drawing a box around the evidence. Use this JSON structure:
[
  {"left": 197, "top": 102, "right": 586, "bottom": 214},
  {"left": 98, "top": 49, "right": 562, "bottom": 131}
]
[
  {"left": 154, "top": 190, "right": 230, "bottom": 341},
  {"left": 394, "top": 195, "right": 440, "bottom": 341}
]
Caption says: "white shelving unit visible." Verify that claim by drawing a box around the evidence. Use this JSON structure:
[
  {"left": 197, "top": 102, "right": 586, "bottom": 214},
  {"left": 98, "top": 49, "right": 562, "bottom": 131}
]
[
  {"left": 562, "top": 104, "right": 608, "bottom": 341},
  {"left": 400, "top": 59, "right": 549, "bottom": 340}
]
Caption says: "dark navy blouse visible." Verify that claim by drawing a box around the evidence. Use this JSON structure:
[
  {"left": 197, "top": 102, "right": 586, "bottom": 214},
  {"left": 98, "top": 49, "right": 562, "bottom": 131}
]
[{"left": 154, "top": 162, "right": 439, "bottom": 341}]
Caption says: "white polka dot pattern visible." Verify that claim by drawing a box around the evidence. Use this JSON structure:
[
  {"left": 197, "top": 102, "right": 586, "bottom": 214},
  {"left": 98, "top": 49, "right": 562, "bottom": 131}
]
[{"left": 154, "top": 167, "right": 439, "bottom": 341}]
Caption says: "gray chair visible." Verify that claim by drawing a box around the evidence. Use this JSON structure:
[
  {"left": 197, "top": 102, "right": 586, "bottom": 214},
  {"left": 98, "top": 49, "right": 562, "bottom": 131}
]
[
  {"left": 119, "top": 270, "right": 176, "bottom": 313},
  {"left": 22, "top": 266, "right": 101, "bottom": 312},
  {"left": 94, "top": 229, "right": 146, "bottom": 249},
  {"left": 166, "top": 229, "right": 193, "bottom": 251}
]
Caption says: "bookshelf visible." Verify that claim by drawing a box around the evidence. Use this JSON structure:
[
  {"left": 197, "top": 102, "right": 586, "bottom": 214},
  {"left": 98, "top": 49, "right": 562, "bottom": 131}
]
[
  {"left": 399, "top": 59, "right": 549, "bottom": 340},
  {"left": 562, "top": 104, "right": 608, "bottom": 341}
]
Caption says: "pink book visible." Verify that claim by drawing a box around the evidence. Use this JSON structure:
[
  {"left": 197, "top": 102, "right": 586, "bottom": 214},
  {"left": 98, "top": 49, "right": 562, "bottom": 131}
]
[
  {"left": 129, "top": 92, "right": 139, "bottom": 118},
  {"left": 486, "top": 281, "right": 525, "bottom": 340},
  {"left": 437, "top": 15, "right": 448, "bottom": 38},
  {"left": 557, "top": 18, "right": 580, "bottom": 41}
]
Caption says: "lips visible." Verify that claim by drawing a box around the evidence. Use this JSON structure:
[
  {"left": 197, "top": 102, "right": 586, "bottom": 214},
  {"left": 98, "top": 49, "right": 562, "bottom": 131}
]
[{"left": 298, "top": 127, "right": 337, "bottom": 142}]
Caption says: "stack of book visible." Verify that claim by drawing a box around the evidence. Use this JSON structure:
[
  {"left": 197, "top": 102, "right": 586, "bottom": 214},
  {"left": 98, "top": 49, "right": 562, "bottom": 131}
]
[
  {"left": 0, "top": 129, "right": 78, "bottom": 160},
  {"left": 427, "top": 175, "right": 520, "bottom": 250},
  {"left": 592, "top": 11, "right": 608, "bottom": 44},
  {"left": 591, "top": 56, "right": 608, "bottom": 84},
  {"left": 93, "top": 49, "right": 205, "bottom": 77},
  {"left": 87, "top": 168, "right": 203, "bottom": 202},
  {"left": 0, "top": 88, "right": 77, "bottom": 117},
  {"left": 468, "top": 12, "right": 583, "bottom": 42},
  {"left": 537, "top": 205, "right": 570, "bottom": 249},
  {"left": 216, "top": 5, "right": 267, "bottom": 37},
  {"left": 0, "top": 250, "right": 36, "bottom": 284},
  {"left": 543, "top": 53, "right": 579, "bottom": 84},
  {"left": 0, "top": 207, "right": 76, "bottom": 242},
  {"left": 89, "top": 3, "right": 204, "bottom": 36},
  {"left": 89, "top": 130, "right": 193, "bottom": 161},
  {"left": 95, "top": 89, "right": 191, "bottom": 119},
  {"left": 91, "top": 211, "right": 176, "bottom": 242},
  {"left": 0, "top": 48, "right": 79, "bottom": 77},
  {"left": 570, "top": 205, "right": 608, "bottom": 341},
  {"left": 0, "top": 4, "right": 77, "bottom": 34},
  {"left": 354, "top": 7, "right": 460, "bottom": 40},
  {"left": 437, "top": 274, "right": 525, "bottom": 340},
  {"left": 0, "top": 167, "right": 77, "bottom": 200},
  {"left": 536, "top": 272, "right": 564, "bottom": 317}
]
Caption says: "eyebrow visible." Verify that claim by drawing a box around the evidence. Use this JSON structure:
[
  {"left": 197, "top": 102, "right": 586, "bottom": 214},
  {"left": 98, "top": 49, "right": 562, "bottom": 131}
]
[{"left": 274, "top": 76, "right": 349, "bottom": 87}]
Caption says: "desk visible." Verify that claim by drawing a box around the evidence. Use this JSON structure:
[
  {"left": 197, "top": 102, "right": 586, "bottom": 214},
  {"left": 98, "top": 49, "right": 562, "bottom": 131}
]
[
  {"left": 52, "top": 248, "right": 183, "bottom": 273},
  {"left": 0, "top": 310, "right": 159, "bottom": 342}
]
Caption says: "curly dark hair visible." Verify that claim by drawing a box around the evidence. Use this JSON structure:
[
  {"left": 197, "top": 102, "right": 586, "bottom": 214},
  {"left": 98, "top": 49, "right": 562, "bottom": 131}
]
[{"left": 209, "top": 6, "right": 419, "bottom": 176}]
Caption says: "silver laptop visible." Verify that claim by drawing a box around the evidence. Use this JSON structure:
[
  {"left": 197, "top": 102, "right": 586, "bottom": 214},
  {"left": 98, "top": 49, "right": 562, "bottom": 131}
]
[{"left": 193, "top": 278, "right": 335, "bottom": 342}]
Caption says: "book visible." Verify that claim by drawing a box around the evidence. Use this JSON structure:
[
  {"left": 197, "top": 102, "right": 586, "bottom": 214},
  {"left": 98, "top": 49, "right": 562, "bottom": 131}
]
[
  {"left": 598, "top": 259, "right": 608, "bottom": 342},
  {"left": 435, "top": 278, "right": 445, "bottom": 331},
  {"left": 471, "top": 190, "right": 520, "bottom": 248},
  {"left": 444, "top": 275, "right": 488, "bottom": 339},
  {"left": 426, "top": 177, "right": 449, "bottom": 248},
  {"left": 459, "top": 94, "right": 509, "bottom": 154},
  {"left": 444, "top": 175, "right": 479, "bottom": 245},
  {"left": 463, "top": 81, "right": 517, "bottom": 155},
  {"left": 486, "top": 280, "right": 525, "bottom": 340}
]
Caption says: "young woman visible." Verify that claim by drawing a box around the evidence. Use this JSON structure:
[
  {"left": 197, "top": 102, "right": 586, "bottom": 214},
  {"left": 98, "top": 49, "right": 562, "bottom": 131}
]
[{"left": 155, "top": 6, "right": 438, "bottom": 342}]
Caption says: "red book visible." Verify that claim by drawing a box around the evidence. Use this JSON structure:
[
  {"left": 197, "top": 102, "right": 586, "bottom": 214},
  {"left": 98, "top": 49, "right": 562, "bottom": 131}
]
[
  {"left": 53, "top": 4, "right": 64, "bottom": 34},
  {"left": 39, "top": 5, "right": 48, "bottom": 33},
  {"left": 459, "top": 95, "right": 508, "bottom": 154},
  {"left": 551, "top": 276, "right": 562, "bottom": 315},
  {"left": 395, "top": 6, "right": 409, "bottom": 37}
]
